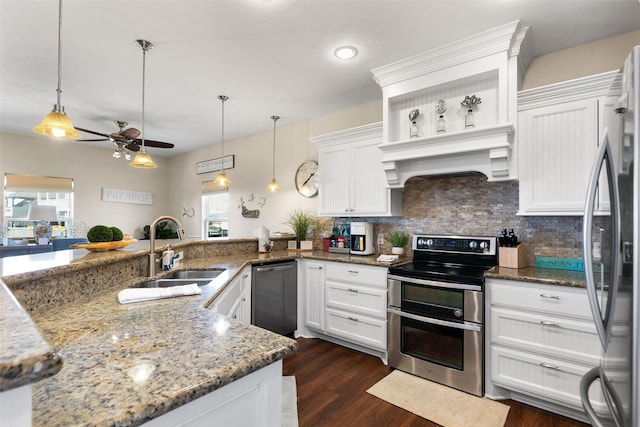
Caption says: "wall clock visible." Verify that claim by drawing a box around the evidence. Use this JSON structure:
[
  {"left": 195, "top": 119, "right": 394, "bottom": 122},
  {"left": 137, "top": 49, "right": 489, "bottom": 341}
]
[{"left": 295, "top": 161, "right": 319, "bottom": 198}]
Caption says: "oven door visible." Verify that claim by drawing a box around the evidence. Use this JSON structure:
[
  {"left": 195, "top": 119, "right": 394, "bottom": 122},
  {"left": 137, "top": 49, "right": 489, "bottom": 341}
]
[{"left": 387, "top": 307, "right": 484, "bottom": 396}]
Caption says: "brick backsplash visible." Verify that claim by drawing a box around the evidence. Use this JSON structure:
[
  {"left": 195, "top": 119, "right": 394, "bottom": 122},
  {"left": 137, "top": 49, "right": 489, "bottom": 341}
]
[{"left": 321, "top": 173, "right": 584, "bottom": 266}]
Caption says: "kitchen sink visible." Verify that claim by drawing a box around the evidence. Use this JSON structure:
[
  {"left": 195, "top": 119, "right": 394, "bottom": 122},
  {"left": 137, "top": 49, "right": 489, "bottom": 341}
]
[
  {"left": 133, "top": 278, "right": 215, "bottom": 288},
  {"left": 162, "top": 269, "right": 226, "bottom": 280}
]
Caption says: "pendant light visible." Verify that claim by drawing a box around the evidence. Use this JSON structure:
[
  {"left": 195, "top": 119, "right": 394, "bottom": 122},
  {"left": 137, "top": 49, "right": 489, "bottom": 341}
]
[
  {"left": 214, "top": 95, "right": 231, "bottom": 186},
  {"left": 130, "top": 39, "right": 157, "bottom": 169},
  {"left": 266, "top": 115, "right": 281, "bottom": 191},
  {"left": 32, "top": 0, "right": 80, "bottom": 139}
]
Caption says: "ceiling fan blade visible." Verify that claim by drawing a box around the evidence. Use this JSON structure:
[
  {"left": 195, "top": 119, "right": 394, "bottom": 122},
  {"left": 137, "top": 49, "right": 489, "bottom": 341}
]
[
  {"left": 78, "top": 138, "right": 109, "bottom": 142},
  {"left": 135, "top": 138, "right": 175, "bottom": 149},
  {"left": 75, "top": 127, "right": 109, "bottom": 138},
  {"left": 124, "top": 143, "right": 140, "bottom": 152}
]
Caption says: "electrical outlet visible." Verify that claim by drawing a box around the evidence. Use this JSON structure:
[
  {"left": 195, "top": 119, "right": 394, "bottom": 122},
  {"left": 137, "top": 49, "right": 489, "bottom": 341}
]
[{"left": 377, "top": 233, "right": 384, "bottom": 244}]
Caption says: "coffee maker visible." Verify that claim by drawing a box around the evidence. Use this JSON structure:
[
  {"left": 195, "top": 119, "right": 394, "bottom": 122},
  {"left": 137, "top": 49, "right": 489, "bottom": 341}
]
[{"left": 350, "top": 222, "right": 374, "bottom": 255}]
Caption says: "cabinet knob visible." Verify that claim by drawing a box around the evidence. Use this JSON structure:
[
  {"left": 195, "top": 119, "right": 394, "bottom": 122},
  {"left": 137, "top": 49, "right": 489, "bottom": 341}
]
[
  {"left": 347, "top": 288, "right": 359, "bottom": 293},
  {"left": 348, "top": 317, "right": 359, "bottom": 322},
  {"left": 540, "top": 362, "right": 560, "bottom": 370},
  {"left": 540, "top": 320, "right": 560, "bottom": 327},
  {"left": 348, "top": 270, "right": 359, "bottom": 274},
  {"left": 540, "top": 293, "right": 560, "bottom": 300}
]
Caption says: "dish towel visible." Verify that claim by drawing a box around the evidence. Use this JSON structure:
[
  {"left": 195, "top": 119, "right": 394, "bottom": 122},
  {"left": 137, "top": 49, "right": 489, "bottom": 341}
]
[{"left": 118, "top": 283, "right": 202, "bottom": 304}]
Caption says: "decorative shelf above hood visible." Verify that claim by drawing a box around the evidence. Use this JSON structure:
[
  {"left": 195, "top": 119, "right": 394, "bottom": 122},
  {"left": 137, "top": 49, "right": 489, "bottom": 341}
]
[{"left": 371, "top": 20, "right": 532, "bottom": 187}]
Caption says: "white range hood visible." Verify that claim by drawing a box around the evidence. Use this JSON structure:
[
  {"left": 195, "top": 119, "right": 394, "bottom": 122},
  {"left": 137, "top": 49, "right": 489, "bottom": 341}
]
[{"left": 371, "top": 21, "right": 532, "bottom": 188}]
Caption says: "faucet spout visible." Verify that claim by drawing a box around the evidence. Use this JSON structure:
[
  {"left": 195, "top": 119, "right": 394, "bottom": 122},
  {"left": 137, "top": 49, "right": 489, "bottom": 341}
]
[{"left": 148, "top": 215, "right": 185, "bottom": 277}]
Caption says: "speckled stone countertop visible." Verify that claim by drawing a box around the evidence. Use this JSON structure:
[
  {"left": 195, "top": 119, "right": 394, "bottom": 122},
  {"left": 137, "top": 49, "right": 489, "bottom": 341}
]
[
  {"left": 0, "top": 241, "right": 393, "bottom": 426},
  {"left": 486, "top": 266, "right": 587, "bottom": 288}
]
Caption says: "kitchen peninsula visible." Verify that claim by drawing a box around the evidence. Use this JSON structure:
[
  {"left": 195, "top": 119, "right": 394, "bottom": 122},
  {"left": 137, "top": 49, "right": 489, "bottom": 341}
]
[{"left": 0, "top": 238, "right": 394, "bottom": 427}]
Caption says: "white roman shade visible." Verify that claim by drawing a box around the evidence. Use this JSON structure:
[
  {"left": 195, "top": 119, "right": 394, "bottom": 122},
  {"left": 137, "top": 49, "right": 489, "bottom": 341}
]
[
  {"left": 4, "top": 173, "right": 73, "bottom": 192},
  {"left": 201, "top": 180, "right": 227, "bottom": 194}
]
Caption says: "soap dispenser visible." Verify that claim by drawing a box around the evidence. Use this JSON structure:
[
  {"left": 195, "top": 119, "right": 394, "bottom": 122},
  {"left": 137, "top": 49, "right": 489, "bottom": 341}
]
[{"left": 162, "top": 245, "right": 174, "bottom": 270}]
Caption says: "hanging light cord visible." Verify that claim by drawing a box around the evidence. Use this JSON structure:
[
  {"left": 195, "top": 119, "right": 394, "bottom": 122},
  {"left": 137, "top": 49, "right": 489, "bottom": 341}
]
[
  {"left": 218, "top": 95, "right": 228, "bottom": 171},
  {"left": 55, "top": 0, "right": 63, "bottom": 111},
  {"left": 271, "top": 115, "right": 279, "bottom": 179},
  {"left": 141, "top": 43, "right": 147, "bottom": 151}
]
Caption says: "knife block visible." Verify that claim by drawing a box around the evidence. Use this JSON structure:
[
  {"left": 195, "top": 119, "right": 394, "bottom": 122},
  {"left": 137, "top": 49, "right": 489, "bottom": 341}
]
[{"left": 499, "top": 244, "right": 527, "bottom": 268}]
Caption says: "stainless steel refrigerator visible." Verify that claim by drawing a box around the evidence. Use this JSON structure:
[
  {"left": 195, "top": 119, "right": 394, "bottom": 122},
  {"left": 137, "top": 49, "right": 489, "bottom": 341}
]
[{"left": 580, "top": 45, "right": 639, "bottom": 427}]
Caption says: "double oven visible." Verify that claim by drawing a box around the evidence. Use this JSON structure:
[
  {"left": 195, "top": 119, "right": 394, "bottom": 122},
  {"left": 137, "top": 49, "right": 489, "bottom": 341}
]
[{"left": 387, "top": 235, "right": 497, "bottom": 396}]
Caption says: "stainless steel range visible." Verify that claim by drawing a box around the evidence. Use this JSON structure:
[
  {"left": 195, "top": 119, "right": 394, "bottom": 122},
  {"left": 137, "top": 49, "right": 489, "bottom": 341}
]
[{"left": 387, "top": 234, "right": 497, "bottom": 396}]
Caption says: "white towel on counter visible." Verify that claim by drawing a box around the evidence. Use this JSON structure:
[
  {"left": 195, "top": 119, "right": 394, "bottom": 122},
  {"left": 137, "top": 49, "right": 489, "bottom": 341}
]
[{"left": 118, "top": 283, "right": 202, "bottom": 304}]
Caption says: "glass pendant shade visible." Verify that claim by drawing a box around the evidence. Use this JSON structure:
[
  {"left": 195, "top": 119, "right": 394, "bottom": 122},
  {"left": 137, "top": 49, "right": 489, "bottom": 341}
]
[
  {"left": 214, "top": 171, "right": 230, "bottom": 186},
  {"left": 129, "top": 150, "right": 157, "bottom": 168},
  {"left": 267, "top": 178, "right": 280, "bottom": 192},
  {"left": 33, "top": 109, "right": 81, "bottom": 139}
]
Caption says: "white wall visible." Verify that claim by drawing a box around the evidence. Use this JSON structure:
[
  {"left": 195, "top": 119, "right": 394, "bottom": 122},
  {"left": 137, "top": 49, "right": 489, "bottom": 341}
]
[
  {"left": 0, "top": 132, "right": 171, "bottom": 239},
  {"left": 168, "top": 99, "right": 382, "bottom": 238}
]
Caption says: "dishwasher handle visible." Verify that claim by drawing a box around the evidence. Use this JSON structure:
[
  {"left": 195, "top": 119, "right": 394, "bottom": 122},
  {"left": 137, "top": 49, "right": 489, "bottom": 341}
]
[{"left": 254, "top": 263, "right": 296, "bottom": 273}]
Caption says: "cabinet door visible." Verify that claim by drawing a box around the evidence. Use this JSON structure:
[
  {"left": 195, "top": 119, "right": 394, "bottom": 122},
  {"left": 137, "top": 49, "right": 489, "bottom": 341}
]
[
  {"left": 236, "top": 269, "right": 251, "bottom": 323},
  {"left": 210, "top": 275, "right": 243, "bottom": 316},
  {"left": 303, "top": 261, "right": 325, "bottom": 332},
  {"left": 350, "top": 137, "right": 388, "bottom": 215},
  {"left": 325, "top": 308, "right": 387, "bottom": 350},
  {"left": 518, "top": 99, "right": 598, "bottom": 215},
  {"left": 317, "top": 144, "right": 350, "bottom": 216}
]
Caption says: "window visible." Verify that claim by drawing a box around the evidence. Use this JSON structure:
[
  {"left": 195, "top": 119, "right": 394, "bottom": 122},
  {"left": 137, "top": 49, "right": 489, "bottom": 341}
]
[
  {"left": 3, "top": 174, "right": 74, "bottom": 243},
  {"left": 201, "top": 180, "right": 229, "bottom": 239}
]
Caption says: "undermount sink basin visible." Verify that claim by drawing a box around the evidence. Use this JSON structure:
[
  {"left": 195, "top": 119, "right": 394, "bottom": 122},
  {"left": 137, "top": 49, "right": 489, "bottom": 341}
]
[
  {"left": 133, "top": 278, "right": 215, "bottom": 288},
  {"left": 162, "top": 269, "right": 226, "bottom": 280}
]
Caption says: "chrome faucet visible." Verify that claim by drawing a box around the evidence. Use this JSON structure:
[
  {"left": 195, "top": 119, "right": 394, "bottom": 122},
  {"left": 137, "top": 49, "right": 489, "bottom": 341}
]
[{"left": 148, "top": 215, "right": 185, "bottom": 277}]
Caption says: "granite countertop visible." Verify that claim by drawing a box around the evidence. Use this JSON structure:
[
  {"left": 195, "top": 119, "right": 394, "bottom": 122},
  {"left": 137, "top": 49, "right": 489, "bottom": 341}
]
[
  {"left": 486, "top": 266, "right": 587, "bottom": 288},
  {"left": 0, "top": 243, "right": 392, "bottom": 426}
]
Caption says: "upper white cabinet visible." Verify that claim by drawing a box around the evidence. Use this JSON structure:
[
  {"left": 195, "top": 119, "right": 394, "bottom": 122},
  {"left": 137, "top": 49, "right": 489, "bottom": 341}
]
[
  {"left": 311, "top": 122, "right": 402, "bottom": 217},
  {"left": 371, "top": 21, "right": 533, "bottom": 187},
  {"left": 518, "top": 71, "right": 619, "bottom": 215}
]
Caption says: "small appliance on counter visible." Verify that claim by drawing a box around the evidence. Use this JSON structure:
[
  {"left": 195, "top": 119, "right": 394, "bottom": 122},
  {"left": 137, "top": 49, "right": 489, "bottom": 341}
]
[{"left": 350, "top": 222, "right": 374, "bottom": 255}]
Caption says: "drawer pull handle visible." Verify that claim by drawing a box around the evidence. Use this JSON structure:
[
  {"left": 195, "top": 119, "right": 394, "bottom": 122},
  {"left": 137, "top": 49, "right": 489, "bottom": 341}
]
[
  {"left": 540, "top": 321, "right": 560, "bottom": 327},
  {"left": 540, "top": 293, "right": 560, "bottom": 300},
  {"left": 540, "top": 362, "right": 560, "bottom": 370},
  {"left": 348, "top": 270, "right": 359, "bottom": 274},
  {"left": 348, "top": 317, "right": 359, "bottom": 322},
  {"left": 348, "top": 288, "right": 359, "bottom": 293}
]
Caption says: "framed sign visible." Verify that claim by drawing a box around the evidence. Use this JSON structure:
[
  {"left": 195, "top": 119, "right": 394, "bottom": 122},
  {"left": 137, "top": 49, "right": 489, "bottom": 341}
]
[
  {"left": 196, "top": 155, "right": 234, "bottom": 175},
  {"left": 102, "top": 188, "right": 153, "bottom": 205}
]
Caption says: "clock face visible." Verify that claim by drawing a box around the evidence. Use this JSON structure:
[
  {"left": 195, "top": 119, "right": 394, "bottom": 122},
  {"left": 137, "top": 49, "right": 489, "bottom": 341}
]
[{"left": 295, "top": 161, "right": 319, "bottom": 198}]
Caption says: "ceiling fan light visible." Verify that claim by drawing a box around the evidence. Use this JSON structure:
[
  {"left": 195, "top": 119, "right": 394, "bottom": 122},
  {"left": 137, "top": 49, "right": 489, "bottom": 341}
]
[
  {"left": 125, "top": 152, "right": 131, "bottom": 161},
  {"left": 33, "top": 109, "right": 81, "bottom": 139},
  {"left": 129, "top": 151, "right": 156, "bottom": 168},
  {"left": 214, "top": 171, "right": 230, "bottom": 186},
  {"left": 267, "top": 178, "right": 280, "bottom": 192},
  {"left": 112, "top": 150, "right": 121, "bottom": 159}
]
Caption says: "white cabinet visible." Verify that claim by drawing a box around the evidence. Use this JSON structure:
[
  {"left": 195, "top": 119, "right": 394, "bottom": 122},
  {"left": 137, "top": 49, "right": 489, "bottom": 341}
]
[
  {"left": 311, "top": 122, "right": 401, "bottom": 217},
  {"left": 301, "top": 260, "right": 326, "bottom": 332},
  {"left": 486, "top": 278, "right": 612, "bottom": 420},
  {"left": 298, "top": 259, "right": 388, "bottom": 363},
  {"left": 210, "top": 267, "right": 251, "bottom": 323},
  {"left": 323, "top": 262, "right": 388, "bottom": 352},
  {"left": 517, "top": 71, "right": 618, "bottom": 215}
]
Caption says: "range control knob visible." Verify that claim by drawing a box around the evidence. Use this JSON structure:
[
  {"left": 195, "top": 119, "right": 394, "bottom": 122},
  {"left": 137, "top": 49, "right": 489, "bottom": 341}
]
[
  {"left": 469, "top": 241, "right": 478, "bottom": 249},
  {"left": 426, "top": 239, "right": 433, "bottom": 247},
  {"left": 479, "top": 241, "right": 488, "bottom": 249}
]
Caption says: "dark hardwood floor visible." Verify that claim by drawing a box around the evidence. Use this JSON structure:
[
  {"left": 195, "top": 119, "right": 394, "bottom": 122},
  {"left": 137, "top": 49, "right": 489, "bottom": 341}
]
[{"left": 282, "top": 337, "right": 590, "bottom": 427}]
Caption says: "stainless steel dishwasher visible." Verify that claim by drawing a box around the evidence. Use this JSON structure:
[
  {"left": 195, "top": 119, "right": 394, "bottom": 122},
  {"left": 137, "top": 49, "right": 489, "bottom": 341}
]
[{"left": 251, "top": 260, "right": 297, "bottom": 336}]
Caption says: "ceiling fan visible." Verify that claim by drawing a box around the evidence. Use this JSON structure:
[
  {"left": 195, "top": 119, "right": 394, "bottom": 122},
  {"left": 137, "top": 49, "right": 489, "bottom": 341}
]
[{"left": 76, "top": 120, "right": 175, "bottom": 151}]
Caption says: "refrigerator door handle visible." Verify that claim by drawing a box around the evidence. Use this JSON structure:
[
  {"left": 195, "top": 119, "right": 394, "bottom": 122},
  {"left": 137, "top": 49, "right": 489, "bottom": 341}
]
[
  {"left": 582, "top": 129, "right": 621, "bottom": 350},
  {"left": 581, "top": 366, "right": 625, "bottom": 427}
]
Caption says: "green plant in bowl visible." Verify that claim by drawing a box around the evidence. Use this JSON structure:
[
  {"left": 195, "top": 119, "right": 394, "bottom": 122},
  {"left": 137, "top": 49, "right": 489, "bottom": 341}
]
[{"left": 389, "top": 231, "right": 409, "bottom": 247}]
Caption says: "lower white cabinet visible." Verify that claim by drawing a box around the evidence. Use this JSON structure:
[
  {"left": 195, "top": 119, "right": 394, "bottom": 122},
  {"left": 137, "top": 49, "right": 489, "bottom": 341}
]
[
  {"left": 486, "top": 278, "right": 608, "bottom": 421},
  {"left": 210, "top": 267, "right": 251, "bottom": 323},
  {"left": 142, "top": 360, "right": 283, "bottom": 427},
  {"left": 298, "top": 259, "right": 388, "bottom": 362}
]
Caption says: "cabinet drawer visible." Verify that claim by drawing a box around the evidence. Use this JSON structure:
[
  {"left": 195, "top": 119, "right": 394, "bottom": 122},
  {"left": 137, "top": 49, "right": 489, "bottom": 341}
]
[
  {"left": 490, "top": 346, "right": 614, "bottom": 413},
  {"left": 325, "top": 308, "right": 387, "bottom": 350},
  {"left": 489, "top": 280, "right": 591, "bottom": 319},
  {"left": 326, "top": 281, "right": 386, "bottom": 319},
  {"left": 490, "top": 307, "right": 600, "bottom": 365},
  {"left": 325, "top": 262, "right": 387, "bottom": 288}
]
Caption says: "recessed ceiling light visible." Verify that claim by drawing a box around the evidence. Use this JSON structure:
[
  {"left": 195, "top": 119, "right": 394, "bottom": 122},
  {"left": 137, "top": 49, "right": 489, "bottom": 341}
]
[{"left": 334, "top": 45, "right": 358, "bottom": 60}]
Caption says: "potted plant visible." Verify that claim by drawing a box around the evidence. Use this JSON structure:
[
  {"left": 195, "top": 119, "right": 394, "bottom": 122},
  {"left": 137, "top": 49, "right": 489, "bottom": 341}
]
[
  {"left": 389, "top": 231, "right": 409, "bottom": 256},
  {"left": 285, "top": 208, "right": 318, "bottom": 250}
]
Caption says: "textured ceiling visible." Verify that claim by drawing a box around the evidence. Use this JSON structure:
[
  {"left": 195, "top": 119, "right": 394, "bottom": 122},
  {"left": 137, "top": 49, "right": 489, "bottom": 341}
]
[{"left": 1, "top": 0, "right": 639, "bottom": 157}]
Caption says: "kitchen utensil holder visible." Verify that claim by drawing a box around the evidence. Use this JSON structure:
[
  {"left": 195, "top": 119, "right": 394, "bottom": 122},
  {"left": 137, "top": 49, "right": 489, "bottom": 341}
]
[{"left": 499, "top": 243, "right": 527, "bottom": 269}]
